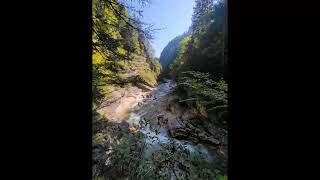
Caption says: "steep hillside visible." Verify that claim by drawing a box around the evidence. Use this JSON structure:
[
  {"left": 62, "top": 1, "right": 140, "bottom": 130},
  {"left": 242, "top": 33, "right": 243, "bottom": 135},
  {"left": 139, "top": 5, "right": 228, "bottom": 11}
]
[
  {"left": 92, "top": 0, "right": 162, "bottom": 108},
  {"left": 95, "top": 54, "right": 162, "bottom": 122},
  {"left": 159, "top": 29, "right": 191, "bottom": 72},
  {"left": 166, "top": 1, "right": 227, "bottom": 81}
]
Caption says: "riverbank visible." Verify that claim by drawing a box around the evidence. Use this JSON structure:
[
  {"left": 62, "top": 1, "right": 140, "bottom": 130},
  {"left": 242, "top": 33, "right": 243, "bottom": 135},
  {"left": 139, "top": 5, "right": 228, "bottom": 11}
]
[
  {"left": 93, "top": 80, "right": 227, "bottom": 179},
  {"left": 96, "top": 83, "right": 155, "bottom": 123}
]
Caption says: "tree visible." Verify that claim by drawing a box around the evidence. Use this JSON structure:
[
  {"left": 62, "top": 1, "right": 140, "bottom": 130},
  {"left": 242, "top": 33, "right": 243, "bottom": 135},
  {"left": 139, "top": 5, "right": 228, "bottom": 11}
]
[
  {"left": 92, "top": 0, "right": 161, "bottom": 104},
  {"left": 165, "top": 0, "right": 227, "bottom": 81},
  {"left": 159, "top": 29, "right": 192, "bottom": 71}
]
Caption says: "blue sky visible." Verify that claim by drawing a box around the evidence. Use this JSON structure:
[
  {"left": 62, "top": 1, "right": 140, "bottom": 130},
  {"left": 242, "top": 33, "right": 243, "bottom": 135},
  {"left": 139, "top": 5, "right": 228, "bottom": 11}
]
[{"left": 133, "top": 0, "right": 195, "bottom": 58}]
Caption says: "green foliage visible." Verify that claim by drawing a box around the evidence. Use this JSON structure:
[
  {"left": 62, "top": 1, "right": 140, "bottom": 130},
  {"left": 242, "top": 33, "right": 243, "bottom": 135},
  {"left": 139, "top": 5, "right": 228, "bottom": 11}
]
[
  {"left": 137, "top": 71, "right": 157, "bottom": 86},
  {"left": 168, "top": 35, "right": 192, "bottom": 79},
  {"left": 164, "top": 0, "right": 227, "bottom": 80},
  {"left": 92, "top": 115, "right": 147, "bottom": 180},
  {"left": 149, "top": 58, "right": 162, "bottom": 77},
  {"left": 159, "top": 29, "right": 192, "bottom": 71},
  {"left": 187, "top": 1, "right": 227, "bottom": 79},
  {"left": 159, "top": 1, "right": 228, "bottom": 132},
  {"left": 217, "top": 78, "right": 227, "bottom": 92},
  {"left": 142, "top": 35, "right": 156, "bottom": 59},
  {"left": 92, "top": 0, "right": 161, "bottom": 104},
  {"left": 130, "top": 58, "right": 163, "bottom": 86},
  {"left": 179, "top": 71, "right": 228, "bottom": 119},
  {"left": 216, "top": 175, "right": 228, "bottom": 180},
  {"left": 143, "top": 139, "right": 221, "bottom": 180}
]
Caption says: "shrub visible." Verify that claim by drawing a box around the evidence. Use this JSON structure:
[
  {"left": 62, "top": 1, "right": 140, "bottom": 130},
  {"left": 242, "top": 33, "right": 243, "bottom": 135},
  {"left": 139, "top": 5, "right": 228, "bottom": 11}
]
[
  {"left": 137, "top": 71, "right": 157, "bottom": 86},
  {"left": 216, "top": 175, "right": 227, "bottom": 180},
  {"left": 178, "top": 71, "right": 228, "bottom": 127}
]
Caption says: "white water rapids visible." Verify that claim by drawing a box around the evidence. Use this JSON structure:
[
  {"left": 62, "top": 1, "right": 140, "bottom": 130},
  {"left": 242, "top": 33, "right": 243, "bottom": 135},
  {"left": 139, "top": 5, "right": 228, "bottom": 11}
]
[{"left": 125, "top": 79, "right": 214, "bottom": 162}]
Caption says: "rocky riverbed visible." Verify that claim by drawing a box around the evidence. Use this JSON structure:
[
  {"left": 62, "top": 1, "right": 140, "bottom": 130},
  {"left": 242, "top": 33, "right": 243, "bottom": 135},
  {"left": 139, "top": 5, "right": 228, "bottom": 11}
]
[
  {"left": 95, "top": 79, "right": 227, "bottom": 176},
  {"left": 129, "top": 80, "right": 226, "bottom": 172}
]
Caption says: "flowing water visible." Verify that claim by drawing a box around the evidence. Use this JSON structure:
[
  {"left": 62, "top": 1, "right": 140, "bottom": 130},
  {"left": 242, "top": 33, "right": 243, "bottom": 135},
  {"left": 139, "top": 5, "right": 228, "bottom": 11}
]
[{"left": 125, "top": 79, "right": 214, "bottom": 162}]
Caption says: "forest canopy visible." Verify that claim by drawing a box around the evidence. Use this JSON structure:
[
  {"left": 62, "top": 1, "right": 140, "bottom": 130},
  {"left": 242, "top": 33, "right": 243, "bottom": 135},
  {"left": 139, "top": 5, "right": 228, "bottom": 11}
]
[{"left": 160, "top": 0, "right": 227, "bottom": 81}]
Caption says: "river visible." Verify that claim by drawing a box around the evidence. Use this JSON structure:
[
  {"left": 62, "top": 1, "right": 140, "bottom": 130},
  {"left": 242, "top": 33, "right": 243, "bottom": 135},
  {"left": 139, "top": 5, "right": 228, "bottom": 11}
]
[{"left": 125, "top": 79, "right": 215, "bottom": 163}]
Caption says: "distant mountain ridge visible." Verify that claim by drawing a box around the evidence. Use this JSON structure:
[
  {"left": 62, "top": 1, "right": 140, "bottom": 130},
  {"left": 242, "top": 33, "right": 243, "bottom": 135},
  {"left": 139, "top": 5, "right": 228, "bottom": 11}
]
[{"left": 159, "top": 29, "right": 192, "bottom": 71}]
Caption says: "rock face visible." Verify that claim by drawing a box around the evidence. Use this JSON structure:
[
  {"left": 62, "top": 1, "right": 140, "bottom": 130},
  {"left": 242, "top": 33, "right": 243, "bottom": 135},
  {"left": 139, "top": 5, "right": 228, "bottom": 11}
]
[{"left": 97, "top": 85, "right": 152, "bottom": 122}]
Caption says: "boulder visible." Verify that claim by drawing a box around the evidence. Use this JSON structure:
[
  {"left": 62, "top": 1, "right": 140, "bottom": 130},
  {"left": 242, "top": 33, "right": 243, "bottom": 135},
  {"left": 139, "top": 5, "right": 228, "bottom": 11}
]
[{"left": 169, "top": 128, "right": 189, "bottom": 139}]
